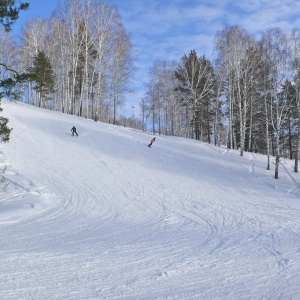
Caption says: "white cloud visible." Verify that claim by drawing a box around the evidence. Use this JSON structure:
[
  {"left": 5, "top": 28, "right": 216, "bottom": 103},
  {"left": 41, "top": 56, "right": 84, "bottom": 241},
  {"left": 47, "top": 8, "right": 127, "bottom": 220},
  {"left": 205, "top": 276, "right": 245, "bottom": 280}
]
[
  {"left": 112, "top": 0, "right": 300, "bottom": 116},
  {"left": 14, "top": 0, "right": 300, "bottom": 117},
  {"left": 227, "top": 0, "right": 300, "bottom": 34}
]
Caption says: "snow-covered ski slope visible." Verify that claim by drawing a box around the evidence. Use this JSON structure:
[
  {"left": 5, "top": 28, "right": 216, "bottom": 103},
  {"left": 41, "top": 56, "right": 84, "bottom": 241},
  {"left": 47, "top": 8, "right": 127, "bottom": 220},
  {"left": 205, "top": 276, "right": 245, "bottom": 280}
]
[{"left": 1, "top": 101, "right": 300, "bottom": 300}]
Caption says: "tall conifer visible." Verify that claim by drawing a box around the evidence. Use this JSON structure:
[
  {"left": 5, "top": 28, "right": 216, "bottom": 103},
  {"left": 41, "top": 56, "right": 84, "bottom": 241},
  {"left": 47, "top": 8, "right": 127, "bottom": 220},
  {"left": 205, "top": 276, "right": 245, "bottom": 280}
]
[{"left": 31, "top": 50, "right": 55, "bottom": 108}]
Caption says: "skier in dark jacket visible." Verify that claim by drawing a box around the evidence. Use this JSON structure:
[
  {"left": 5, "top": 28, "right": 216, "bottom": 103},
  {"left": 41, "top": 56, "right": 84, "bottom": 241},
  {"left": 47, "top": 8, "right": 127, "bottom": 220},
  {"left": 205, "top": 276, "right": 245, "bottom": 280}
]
[
  {"left": 148, "top": 137, "right": 156, "bottom": 148},
  {"left": 71, "top": 126, "right": 78, "bottom": 136}
]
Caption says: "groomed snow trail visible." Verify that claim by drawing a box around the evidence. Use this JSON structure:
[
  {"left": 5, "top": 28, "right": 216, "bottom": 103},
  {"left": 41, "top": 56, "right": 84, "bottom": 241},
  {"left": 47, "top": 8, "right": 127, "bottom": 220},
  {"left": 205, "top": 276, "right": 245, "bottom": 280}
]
[{"left": 1, "top": 102, "right": 300, "bottom": 299}]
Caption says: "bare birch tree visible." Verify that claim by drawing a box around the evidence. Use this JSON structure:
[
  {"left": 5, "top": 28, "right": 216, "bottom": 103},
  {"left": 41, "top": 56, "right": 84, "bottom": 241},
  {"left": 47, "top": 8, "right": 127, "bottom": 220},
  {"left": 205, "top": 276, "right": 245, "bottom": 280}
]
[
  {"left": 261, "top": 28, "right": 291, "bottom": 179},
  {"left": 215, "top": 26, "right": 256, "bottom": 156},
  {"left": 176, "top": 50, "right": 215, "bottom": 141},
  {"left": 290, "top": 29, "right": 300, "bottom": 173},
  {"left": 20, "top": 18, "right": 49, "bottom": 106},
  {"left": 0, "top": 28, "right": 19, "bottom": 99}
]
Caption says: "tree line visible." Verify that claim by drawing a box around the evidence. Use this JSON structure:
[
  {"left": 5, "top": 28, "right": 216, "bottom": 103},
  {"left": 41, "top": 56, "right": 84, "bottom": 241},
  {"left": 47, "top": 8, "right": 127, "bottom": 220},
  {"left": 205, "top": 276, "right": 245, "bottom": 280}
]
[
  {"left": 1, "top": 0, "right": 133, "bottom": 125},
  {"left": 142, "top": 26, "right": 300, "bottom": 179},
  {"left": 1, "top": 1, "right": 299, "bottom": 180}
]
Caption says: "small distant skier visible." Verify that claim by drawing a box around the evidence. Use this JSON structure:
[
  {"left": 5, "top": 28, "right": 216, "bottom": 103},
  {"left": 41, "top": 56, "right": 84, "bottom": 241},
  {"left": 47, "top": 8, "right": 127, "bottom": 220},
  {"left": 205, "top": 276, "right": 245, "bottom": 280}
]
[
  {"left": 71, "top": 126, "right": 78, "bottom": 136},
  {"left": 148, "top": 137, "right": 156, "bottom": 148}
]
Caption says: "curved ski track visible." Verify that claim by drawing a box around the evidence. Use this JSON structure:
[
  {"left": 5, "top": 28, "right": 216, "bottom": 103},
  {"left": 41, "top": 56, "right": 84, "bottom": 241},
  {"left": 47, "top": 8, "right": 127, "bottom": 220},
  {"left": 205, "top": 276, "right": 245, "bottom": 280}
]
[{"left": 1, "top": 102, "right": 300, "bottom": 299}]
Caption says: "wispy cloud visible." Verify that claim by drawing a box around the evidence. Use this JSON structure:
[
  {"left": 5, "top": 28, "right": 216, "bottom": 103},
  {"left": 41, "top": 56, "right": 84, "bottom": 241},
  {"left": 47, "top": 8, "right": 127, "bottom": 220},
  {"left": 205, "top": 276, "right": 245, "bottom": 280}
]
[
  {"left": 15, "top": 0, "right": 300, "bottom": 116},
  {"left": 227, "top": 0, "right": 300, "bottom": 33},
  {"left": 115, "top": 0, "right": 300, "bottom": 115}
]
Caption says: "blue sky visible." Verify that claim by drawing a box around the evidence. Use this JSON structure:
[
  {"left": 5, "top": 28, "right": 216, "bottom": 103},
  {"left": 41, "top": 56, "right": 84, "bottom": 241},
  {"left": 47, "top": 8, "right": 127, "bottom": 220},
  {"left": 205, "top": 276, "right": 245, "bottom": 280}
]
[{"left": 12, "top": 0, "right": 300, "bottom": 117}]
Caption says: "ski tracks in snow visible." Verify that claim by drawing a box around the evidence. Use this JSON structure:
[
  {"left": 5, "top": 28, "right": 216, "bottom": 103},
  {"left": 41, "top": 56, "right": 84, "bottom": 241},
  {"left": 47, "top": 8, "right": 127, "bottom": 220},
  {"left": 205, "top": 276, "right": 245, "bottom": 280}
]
[{"left": 1, "top": 103, "right": 300, "bottom": 299}]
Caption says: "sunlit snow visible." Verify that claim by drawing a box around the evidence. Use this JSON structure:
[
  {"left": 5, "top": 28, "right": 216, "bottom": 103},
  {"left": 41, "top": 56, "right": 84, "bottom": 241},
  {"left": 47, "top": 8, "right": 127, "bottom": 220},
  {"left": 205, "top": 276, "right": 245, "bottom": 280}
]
[{"left": 1, "top": 101, "right": 300, "bottom": 299}]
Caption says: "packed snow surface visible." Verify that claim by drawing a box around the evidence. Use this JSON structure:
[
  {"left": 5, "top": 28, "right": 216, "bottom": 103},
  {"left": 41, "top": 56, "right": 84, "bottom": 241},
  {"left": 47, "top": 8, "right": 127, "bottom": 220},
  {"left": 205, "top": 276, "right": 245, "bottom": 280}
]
[{"left": 1, "top": 101, "right": 300, "bottom": 299}]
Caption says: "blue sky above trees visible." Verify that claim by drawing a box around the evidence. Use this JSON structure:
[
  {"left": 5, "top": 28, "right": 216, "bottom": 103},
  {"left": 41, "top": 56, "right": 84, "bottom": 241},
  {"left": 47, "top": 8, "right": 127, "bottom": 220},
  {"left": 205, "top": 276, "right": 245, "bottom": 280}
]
[{"left": 12, "top": 0, "right": 300, "bottom": 116}]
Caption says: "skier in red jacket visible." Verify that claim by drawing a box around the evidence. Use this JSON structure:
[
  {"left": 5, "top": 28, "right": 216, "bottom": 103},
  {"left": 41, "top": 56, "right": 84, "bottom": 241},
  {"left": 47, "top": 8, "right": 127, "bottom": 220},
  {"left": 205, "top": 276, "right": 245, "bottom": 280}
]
[{"left": 148, "top": 137, "right": 156, "bottom": 148}]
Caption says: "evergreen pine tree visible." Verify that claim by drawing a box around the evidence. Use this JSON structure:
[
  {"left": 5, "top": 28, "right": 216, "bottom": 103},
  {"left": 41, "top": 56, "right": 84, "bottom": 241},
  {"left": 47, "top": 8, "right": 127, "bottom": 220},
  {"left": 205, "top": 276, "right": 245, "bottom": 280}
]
[
  {"left": 31, "top": 50, "right": 55, "bottom": 108},
  {"left": 0, "top": 1, "right": 29, "bottom": 143},
  {"left": 0, "top": 1, "right": 29, "bottom": 32},
  {"left": 0, "top": 107, "right": 11, "bottom": 142}
]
